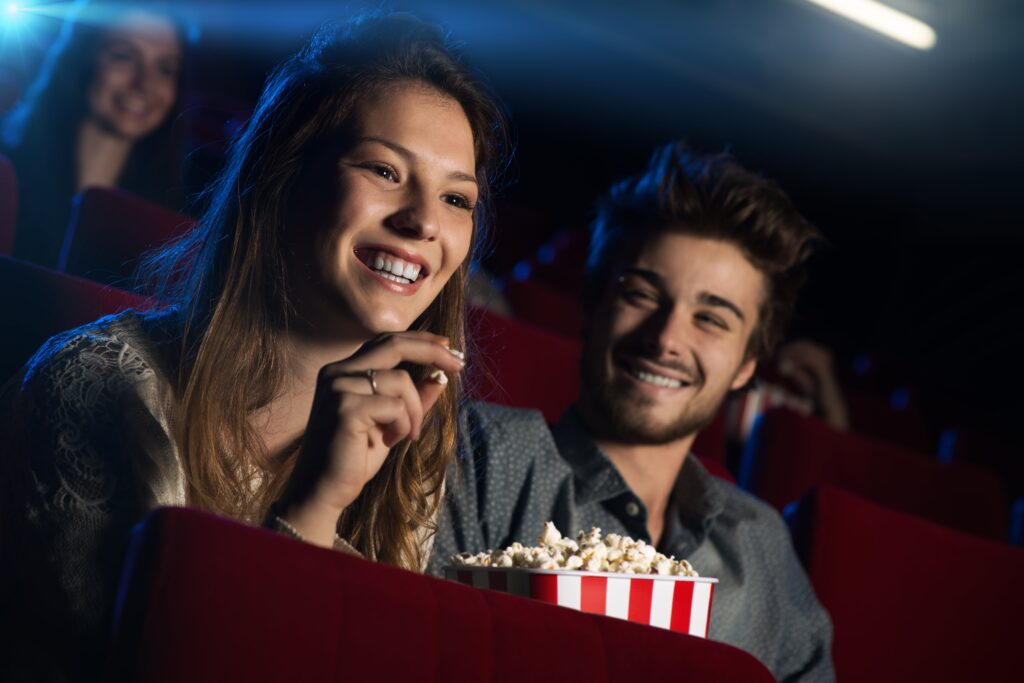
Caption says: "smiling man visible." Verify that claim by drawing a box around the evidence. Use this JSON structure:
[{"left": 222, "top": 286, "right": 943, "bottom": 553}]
[{"left": 432, "top": 143, "right": 834, "bottom": 682}]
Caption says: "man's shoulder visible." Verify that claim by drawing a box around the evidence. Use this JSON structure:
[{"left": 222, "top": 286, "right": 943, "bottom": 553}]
[
  {"left": 461, "top": 400, "right": 553, "bottom": 444},
  {"left": 457, "top": 401, "right": 569, "bottom": 473},
  {"left": 463, "top": 400, "right": 549, "bottom": 427}
]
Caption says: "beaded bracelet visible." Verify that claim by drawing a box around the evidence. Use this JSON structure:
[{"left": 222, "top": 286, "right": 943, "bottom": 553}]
[
  {"left": 271, "top": 514, "right": 305, "bottom": 542},
  {"left": 267, "top": 505, "right": 357, "bottom": 554}
]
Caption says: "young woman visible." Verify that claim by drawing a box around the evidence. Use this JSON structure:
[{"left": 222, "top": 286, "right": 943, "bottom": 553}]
[
  {"left": 1, "top": 13, "right": 508, "bottom": 680},
  {"left": 1, "top": 0, "right": 189, "bottom": 267}
]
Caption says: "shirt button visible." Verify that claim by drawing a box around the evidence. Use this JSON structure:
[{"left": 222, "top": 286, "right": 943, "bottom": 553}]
[{"left": 624, "top": 501, "right": 641, "bottom": 517}]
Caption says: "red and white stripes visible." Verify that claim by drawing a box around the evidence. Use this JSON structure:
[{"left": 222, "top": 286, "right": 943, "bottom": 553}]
[{"left": 447, "top": 568, "right": 716, "bottom": 637}]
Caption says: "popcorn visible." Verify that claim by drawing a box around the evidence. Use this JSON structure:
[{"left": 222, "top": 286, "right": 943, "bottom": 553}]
[{"left": 450, "top": 522, "right": 699, "bottom": 577}]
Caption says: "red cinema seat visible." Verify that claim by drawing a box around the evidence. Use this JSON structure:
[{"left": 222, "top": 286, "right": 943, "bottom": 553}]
[
  {"left": 59, "top": 187, "right": 194, "bottom": 286},
  {"left": 468, "top": 306, "right": 581, "bottom": 423},
  {"left": 504, "top": 278, "right": 584, "bottom": 340},
  {"left": 108, "top": 507, "right": 776, "bottom": 682},
  {"left": 741, "top": 408, "right": 1009, "bottom": 541},
  {"left": 788, "top": 486, "right": 1024, "bottom": 682},
  {"left": 0, "top": 255, "right": 148, "bottom": 382},
  {"left": 692, "top": 408, "right": 727, "bottom": 469},
  {"left": 0, "top": 153, "right": 16, "bottom": 256},
  {"left": 844, "top": 387, "right": 933, "bottom": 453}
]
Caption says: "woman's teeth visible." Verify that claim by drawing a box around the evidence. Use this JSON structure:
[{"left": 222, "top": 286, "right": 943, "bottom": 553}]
[
  {"left": 367, "top": 250, "right": 422, "bottom": 284},
  {"left": 631, "top": 368, "right": 684, "bottom": 388}
]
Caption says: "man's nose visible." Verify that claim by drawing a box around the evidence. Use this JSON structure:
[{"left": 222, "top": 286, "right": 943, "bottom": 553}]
[
  {"left": 386, "top": 185, "right": 441, "bottom": 241},
  {"left": 643, "top": 305, "right": 690, "bottom": 359}
]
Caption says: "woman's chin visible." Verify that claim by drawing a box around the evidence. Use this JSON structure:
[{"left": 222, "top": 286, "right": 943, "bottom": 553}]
[{"left": 355, "top": 307, "right": 420, "bottom": 336}]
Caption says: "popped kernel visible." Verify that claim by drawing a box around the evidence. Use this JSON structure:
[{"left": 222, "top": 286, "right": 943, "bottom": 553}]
[{"left": 450, "top": 522, "right": 699, "bottom": 577}]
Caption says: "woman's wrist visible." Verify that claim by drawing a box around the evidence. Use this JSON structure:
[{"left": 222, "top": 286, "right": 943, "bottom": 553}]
[{"left": 272, "top": 496, "right": 346, "bottom": 549}]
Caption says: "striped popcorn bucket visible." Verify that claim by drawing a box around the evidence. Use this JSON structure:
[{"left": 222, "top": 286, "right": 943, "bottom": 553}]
[{"left": 444, "top": 567, "right": 717, "bottom": 637}]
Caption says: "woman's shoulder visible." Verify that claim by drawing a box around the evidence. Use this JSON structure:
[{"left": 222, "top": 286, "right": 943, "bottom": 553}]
[{"left": 20, "top": 309, "right": 174, "bottom": 397}]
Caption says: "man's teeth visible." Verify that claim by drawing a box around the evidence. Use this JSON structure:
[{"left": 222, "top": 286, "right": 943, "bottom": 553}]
[
  {"left": 368, "top": 251, "right": 422, "bottom": 283},
  {"left": 631, "top": 369, "right": 684, "bottom": 388}
]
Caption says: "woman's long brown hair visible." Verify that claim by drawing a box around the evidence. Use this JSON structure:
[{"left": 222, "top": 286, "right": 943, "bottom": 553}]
[{"left": 139, "top": 14, "right": 509, "bottom": 571}]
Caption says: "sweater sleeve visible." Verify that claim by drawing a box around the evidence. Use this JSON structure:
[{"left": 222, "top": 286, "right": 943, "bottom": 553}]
[{"left": 3, "top": 328, "right": 182, "bottom": 680}]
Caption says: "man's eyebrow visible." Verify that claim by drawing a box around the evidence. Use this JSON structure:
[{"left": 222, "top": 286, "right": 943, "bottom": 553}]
[
  {"left": 355, "top": 136, "right": 478, "bottom": 186},
  {"left": 698, "top": 292, "right": 746, "bottom": 323}
]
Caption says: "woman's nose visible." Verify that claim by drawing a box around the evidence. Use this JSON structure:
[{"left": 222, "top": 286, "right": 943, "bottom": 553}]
[{"left": 386, "top": 188, "right": 441, "bottom": 240}]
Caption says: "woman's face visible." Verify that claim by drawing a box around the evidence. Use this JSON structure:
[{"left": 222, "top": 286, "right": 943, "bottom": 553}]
[
  {"left": 87, "top": 11, "right": 181, "bottom": 141},
  {"left": 293, "top": 81, "right": 479, "bottom": 338}
]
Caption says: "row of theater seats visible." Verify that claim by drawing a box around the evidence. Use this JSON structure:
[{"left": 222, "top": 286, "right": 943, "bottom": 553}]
[
  {"left": 0, "top": 152, "right": 194, "bottom": 286},
  {"left": 3, "top": 164, "right": 1022, "bottom": 680}
]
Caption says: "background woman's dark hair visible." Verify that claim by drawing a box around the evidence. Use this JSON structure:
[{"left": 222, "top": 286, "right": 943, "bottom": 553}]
[
  {"left": 0, "top": 0, "right": 193, "bottom": 264},
  {"left": 140, "top": 12, "right": 511, "bottom": 570},
  {"left": 585, "top": 141, "right": 822, "bottom": 360}
]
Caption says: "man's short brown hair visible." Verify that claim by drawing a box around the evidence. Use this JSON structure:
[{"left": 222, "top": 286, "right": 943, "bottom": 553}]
[{"left": 585, "top": 142, "right": 822, "bottom": 360}]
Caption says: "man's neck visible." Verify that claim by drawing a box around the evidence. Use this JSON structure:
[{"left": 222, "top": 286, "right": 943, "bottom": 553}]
[
  {"left": 594, "top": 433, "right": 696, "bottom": 546},
  {"left": 76, "top": 120, "right": 133, "bottom": 193}
]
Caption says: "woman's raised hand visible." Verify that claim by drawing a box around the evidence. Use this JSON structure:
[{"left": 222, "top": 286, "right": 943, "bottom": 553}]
[{"left": 277, "top": 331, "right": 465, "bottom": 546}]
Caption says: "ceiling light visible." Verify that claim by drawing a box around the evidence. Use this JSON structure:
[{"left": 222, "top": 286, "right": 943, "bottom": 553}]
[{"left": 803, "top": 0, "right": 937, "bottom": 50}]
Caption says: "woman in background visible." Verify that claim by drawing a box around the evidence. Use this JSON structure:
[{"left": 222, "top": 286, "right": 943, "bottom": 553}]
[
  {"left": 1, "top": 13, "right": 508, "bottom": 681},
  {"left": 1, "top": 0, "right": 190, "bottom": 267}
]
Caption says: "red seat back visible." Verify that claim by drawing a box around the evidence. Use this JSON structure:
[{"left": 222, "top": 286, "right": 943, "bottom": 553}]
[
  {"left": 845, "top": 386, "right": 934, "bottom": 453},
  {"left": 467, "top": 306, "right": 581, "bottom": 422},
  {"left": 0, "top": 255, "right": 147, "bottom": 382},
  {"left": 59, "top": 187, "right": 194, "bottom": 286},
  {"left": 108, "top": 507, "right": 776, "bottom": 682},
  {"left": 504, "top": 278, "right": 584, "bottom": 339},
  {"left": 0, "top": 153, "right": 17, "bottom": 256},
  {"left": 743, "top": 408, "right": 1009, "bottom": 540},
  {"left": 692, "top": 409, "right": 727, "bottom": 468},
  {"left": 789, "top": 486, "right": 1024, "bottom": 682}
]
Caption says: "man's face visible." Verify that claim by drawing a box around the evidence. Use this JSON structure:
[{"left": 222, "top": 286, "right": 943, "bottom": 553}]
[{"left": 579, "top": 232, "right": 763, "bottom": 444}]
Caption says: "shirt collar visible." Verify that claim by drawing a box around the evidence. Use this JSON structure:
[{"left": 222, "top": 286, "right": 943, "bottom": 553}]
[
  {"left": 551, "top": 405, "right": 632, "bottom": 504},
  {"left": 552, "top": 405, "right": 726, "bottom": 537},
  {"left": 672, "top": 454, "right": 726, "bottom": 535}
]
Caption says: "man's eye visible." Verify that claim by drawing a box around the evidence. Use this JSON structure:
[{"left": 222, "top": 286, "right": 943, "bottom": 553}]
[
  {"left": 696, "top": 312, "right": 727, "bottom": 330},
  {"left": 622, "top": 289, "right": 657, "bottom": 305},
  {"left": 442, "top": 194, "right": 474, "bottom": 211}
]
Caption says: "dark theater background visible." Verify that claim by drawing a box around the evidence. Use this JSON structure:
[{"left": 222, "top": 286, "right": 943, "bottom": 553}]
[{"left": 2, "top": 1, "right": 1022, "bottom": 680}]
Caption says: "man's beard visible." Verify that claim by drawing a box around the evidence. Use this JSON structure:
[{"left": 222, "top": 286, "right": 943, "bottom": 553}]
[{"left": 581, "top": 360, "right": 724, "bottom": 446}]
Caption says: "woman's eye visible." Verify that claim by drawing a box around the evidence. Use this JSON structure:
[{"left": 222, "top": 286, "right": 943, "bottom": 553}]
[
  {"left": 364, "top": 163, "right": 398, "bottom": 182},
  {"left": 157, "top": 62, "right": 179, "bottom": 79},
  {"left": 107, "top": 50, "right": 134, "bottom": 63},
  {"left": 442, "top": 194, "right": 474, "bottom": 211}
]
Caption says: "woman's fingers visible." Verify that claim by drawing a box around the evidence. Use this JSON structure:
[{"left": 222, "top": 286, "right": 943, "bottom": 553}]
[
  {"left": 418, "top": 369, "right": 451, "bottom": 415},
  {"left": 336, "top": 391, "right": 414, "bottom": 449},
  {"left": 322, "top": 333, "right": 465, "bottom": 379},
  {"left": 331, "top": 368, "right": 425, "bottom": 439}
]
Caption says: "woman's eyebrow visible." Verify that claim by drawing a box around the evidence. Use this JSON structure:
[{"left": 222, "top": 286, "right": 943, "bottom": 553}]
[{"left": 355, "top": 136, "right": 478, "bottom": 186}]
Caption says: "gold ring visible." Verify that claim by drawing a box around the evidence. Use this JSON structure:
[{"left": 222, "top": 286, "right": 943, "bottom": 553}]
[{"left": 365, "top": 368, "right": 379, "bottom": 395}]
